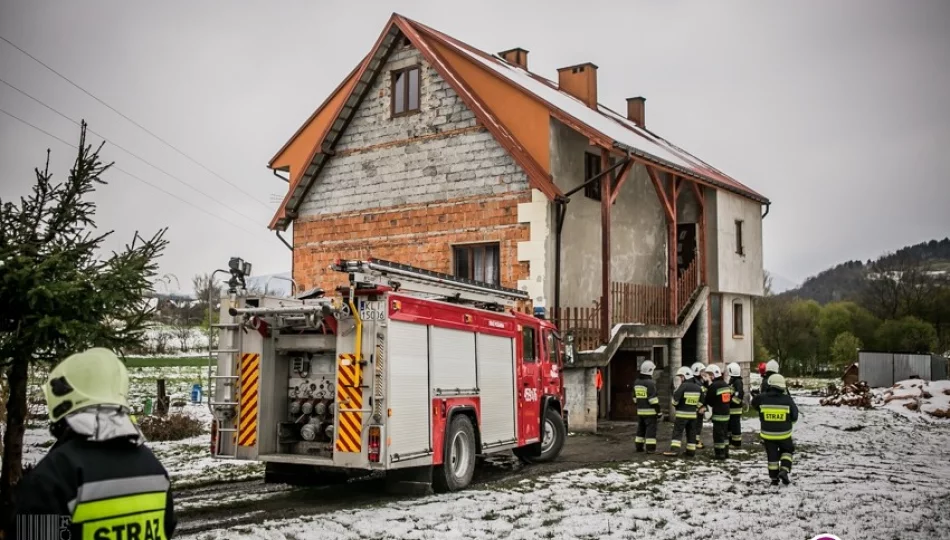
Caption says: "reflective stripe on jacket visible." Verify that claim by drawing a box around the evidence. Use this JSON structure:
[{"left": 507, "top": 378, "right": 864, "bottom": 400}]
[
  {"left": 14, "top": 433, "right": 176, "bottom": 540},
  {"left": 634, "top": 376, "right": 660, "bottom": 416},
  {"left": 751, "top": 389, "right": 799, "bottom": 441},
  {"left": 730, "top": 376, "right": 744, "bottom": 414},
  {"left": 704, "top": 378, "right": 732, "bottom": 422},
  {"left": 672, "top": 379, "right": 703, "bottom": 419}
]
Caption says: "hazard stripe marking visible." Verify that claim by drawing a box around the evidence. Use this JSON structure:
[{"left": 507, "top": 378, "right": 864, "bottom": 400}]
[
  {"left": 335, "top": 354, "right": 364, "bottom": 453},
  {"left": 238, "top": 353, "right": 260, "bottom": 447}
]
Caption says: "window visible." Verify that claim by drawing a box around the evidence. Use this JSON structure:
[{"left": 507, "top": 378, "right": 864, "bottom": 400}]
[
  {"left": 546, "top": 330, "right": 560, "bottom": 365},
  {"left": 453, "top": 243, "right": 500, "bottom": 285},
  {"left": 735, "top": 219, "right": 745, "bottom": 256},
  {"left": 583, "top": 152, "right": 602, "bottom": 201},
  {"left": 733, "top": 301, "right": 744, "bottom": 337},
  {"left": 391, "top": 66, "right": 420, "bottom": 117},
  {"left": 522, "top": 326, "right": 537, "bottom": 363},
  {"left": 710, "top": 294, "right": 723, "bottom": 362}
]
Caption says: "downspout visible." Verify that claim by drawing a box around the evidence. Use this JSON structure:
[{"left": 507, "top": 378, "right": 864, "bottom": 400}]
[
  {"left": 761, "top": 202, "right": 771, "bottom": 219},
  {"left": 273, "top": 169, "right": 290, "bottom": 183}
]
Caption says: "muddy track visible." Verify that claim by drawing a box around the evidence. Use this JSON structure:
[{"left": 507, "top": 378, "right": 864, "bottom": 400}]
[{"left": 173, "top": 422, "right": 759, "bottom": 536}]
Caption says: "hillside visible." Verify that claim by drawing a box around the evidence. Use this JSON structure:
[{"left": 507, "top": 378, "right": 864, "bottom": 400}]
[{"left": 783, "top": 238, "right": 950, "bottom": 304}]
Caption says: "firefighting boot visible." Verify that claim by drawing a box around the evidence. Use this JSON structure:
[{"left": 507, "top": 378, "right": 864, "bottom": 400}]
[
  {"left": 779, "top": 470, "right": 790, "bottom": 485},
  {"left": 714, "top": 448, "right": 725, "bottom": 460},
  {"left": 770, "top": 477, "right": 780, "bottom": 486}
]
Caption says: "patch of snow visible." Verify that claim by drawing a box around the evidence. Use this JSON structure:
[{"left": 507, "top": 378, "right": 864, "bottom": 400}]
[
  {"left": 877, "top": 379, "right": 950, "bottom": 421},
  {"left": 182, "top": 395, "right": 950, "bottom": 540}
]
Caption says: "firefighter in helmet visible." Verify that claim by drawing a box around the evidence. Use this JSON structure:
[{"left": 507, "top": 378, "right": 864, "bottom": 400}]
[
  {"left": 751, "top": 374, "right": 799, "bottom": 485},
  {"left": 15, "top": 348, "right": 177, "bottom": 539},
  {"left": 703, "top": 364, "right": 732, "bottom": 460},
  {"left": 633, "top": 360, "right": 660, "bottom": 453},
  {"left": 760, "top": 359, "right": 788, "bottom": 395},
  {"left": 664, "top": 366, "right": 702, "bottom": 457},
  {"left": 690, "top": 362, "right": 708, "bottom": 450},
  {"left": 726, "top": 362, "right": 745, "bottom": 447}
]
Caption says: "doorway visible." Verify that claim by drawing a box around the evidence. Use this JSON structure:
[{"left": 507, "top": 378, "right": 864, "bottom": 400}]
[{"left": 609, "top": 349, "right": 653, "bottom": 420}]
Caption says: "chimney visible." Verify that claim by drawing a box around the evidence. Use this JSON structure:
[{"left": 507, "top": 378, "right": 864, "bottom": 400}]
[
  {"left": 557, "top": 63, "right": 598, "bottom": 109},
  {"left": 498, "top": 47, "right": 529, "bottom": 70},
  {"left": 626, "top": 96, "right": 646, "bottom": 127}
]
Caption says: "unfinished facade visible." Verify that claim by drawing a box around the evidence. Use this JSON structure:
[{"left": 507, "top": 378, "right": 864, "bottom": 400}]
[{"left": 268, "top": 14, "right": 769, "bottom": 433}]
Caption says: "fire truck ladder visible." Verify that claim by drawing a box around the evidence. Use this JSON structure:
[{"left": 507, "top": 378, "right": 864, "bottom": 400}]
[
  {"left": 208, "top": 320, "right": 243, "bottom": 459},
  {"left": 334, "top": 258, "right": 530, "bottom": 309}
]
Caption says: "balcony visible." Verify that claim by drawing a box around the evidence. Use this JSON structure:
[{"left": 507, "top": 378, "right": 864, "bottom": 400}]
[{"left": 550, "top": 259, "right": 701, "bottom": 352}]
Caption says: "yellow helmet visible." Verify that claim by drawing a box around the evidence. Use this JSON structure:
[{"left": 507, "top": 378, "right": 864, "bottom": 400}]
[{"left": 43, "top": 347, "right": 130, "bottom": 423}]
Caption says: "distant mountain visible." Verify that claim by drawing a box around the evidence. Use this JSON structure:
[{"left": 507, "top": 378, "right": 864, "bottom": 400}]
[
  {"left": 767, "top": 272, "right": 798, "bottom": 294},
  {"left": 782, "top": 238, "right": 950, "bottom": 304}
]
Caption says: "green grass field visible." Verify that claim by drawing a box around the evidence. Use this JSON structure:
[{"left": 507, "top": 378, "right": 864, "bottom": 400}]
[{"left": 124, "top": 356, "right": 208, "bottom": 368}]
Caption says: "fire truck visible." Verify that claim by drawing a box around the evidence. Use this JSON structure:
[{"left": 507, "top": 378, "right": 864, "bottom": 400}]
[{"left": 208, "top": 257, "right": 569, "bottom": 492}]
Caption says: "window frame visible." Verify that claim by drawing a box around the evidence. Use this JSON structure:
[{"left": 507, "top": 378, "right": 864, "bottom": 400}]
[
  {"left": 522, "top": 326, "right": 537, "bottom": 364},
  {"left": 452, "top": 242, "right": 501, "bottom": 285},
  {"left": 732, "top": 300, "right": 744, "bottom": 338},
  {"left": 735, "top": 219, "right": 745, "bottom": 256},
  {"left": 583, "top": 152, "right": 602, "bottom": 201},
  {"left": 391, "top": 65, "right": 421, "bottom": 118}
]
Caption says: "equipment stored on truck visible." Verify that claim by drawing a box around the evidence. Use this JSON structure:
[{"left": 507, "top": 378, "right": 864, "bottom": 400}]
[{"left": 208, "top": 257, "right": 569, "bottom": 492}]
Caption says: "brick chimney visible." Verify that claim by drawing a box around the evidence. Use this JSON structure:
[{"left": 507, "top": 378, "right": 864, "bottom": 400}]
[
  {"left": 498, "top": 47, "right": 529, "bottom": 70},
  {"left": 626, "top": 96, "right": 646, "bottom": 127},
  {"left": 557, "top": 63, "right": 598, "bottom": 109}
]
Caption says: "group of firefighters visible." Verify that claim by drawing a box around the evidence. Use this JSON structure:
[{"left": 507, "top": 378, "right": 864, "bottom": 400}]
[{"left": 632, "top": 358, "right": 800, "bottom": 486}]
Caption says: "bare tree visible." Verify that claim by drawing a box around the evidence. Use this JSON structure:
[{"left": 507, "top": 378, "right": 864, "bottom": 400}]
[{"left": 172, "top": 315, "right": 193, "bottom": 352}]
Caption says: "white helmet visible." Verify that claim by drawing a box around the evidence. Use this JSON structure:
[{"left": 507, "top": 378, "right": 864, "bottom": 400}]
[
  {"left": 766, "top": 360, "right": 780, "bottom": 373},
  {"left": 640, "top": 360, "right": 656, "bottom": 376},
  {"left": 727, "top": 362, "right": 741, "bottom": 378},
  {"left": 676, "top": 366, "right": 693, "bottom": 379},
  {"left": 691, "top": 362, "right": 705, "bottom": 378},
  {"left": 705, "top": 364, "right": 722, "bottom": 378}
]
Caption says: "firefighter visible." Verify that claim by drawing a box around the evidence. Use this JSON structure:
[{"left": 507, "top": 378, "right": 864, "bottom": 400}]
[
  {"left": 14, "top": 348, "right": 177, "bottom": 539},
  {"left": 633, "top": 360, "right": 660, "bottom": 453},
  {"left": 703, "top": 364, "right": 732, "bottom": 460},
  {"left": 761, "top": 359, "right": 788, "bottom": 395},
  {"left": 664, "top": 366, "right": 702, "bottom": 457},
  {"left": 726, "top": 362, "right": 744, "bottom": 448},
  {"left": 751, "top": 374, "right": 799, "bottom": 486},
  {"left": 691, "top": 362, "right": 708, "bottom": 449}
]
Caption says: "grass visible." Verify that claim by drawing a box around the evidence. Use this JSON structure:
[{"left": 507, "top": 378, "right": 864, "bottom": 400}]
[{"left": 125, "top": 356, "right": 208, "bottom": 368}]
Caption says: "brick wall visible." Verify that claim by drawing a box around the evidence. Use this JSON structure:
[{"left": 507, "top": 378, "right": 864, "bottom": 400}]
[{"left": 292, "top": 44, "right": 533, "bottom": 293}]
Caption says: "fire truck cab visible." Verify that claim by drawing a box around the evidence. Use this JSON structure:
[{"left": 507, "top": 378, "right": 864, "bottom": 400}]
[{"left": 209, "top": 258, "right": 569, "bottom": 492}]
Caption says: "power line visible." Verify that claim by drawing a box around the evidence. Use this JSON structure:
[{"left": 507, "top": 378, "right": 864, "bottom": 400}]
[
  {"left": 0, "top": 33, "right": 272, "bottom": 210},
  {"left": 0, "top": 106, "right": 262, "bottom": 236},
  {"left": 0, "top": 76, "right": 263, "bottom": 224}
]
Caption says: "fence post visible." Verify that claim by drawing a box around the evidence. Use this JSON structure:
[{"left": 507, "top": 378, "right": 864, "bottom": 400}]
[{"left": 156, "top": 379, "right": 168, "bottom": 416}]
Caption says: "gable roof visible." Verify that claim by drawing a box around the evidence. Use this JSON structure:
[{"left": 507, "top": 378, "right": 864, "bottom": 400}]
[{"left": 268, "top": 14, "right": 769, "bottom": 231}]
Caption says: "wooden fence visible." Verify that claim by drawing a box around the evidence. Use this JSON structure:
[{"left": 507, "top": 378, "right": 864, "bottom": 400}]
[
  {"left": 610, "top": 282, "right": 670, "bottom": 326},
  {"left": 547, "top": 306, "right": 602, "bottom": 353}
]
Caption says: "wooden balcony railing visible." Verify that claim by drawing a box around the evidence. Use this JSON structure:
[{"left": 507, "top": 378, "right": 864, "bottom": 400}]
[{"left": 552, "top": 259, "right": 702, "bottom": 351}]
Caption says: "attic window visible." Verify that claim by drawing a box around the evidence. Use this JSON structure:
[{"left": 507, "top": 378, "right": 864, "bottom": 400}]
[{"left": 392, "top": 66, "right": 421, "bottom": 117}]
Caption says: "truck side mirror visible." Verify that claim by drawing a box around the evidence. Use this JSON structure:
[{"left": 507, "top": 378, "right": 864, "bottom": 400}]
[{"left": 564, "top": 333, "right": 575, "bottom": 365}]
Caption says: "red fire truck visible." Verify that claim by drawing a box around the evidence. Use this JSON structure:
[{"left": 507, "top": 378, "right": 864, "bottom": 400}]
[{"left": 209, "top": 258, "right": 569, "bottom": 492}]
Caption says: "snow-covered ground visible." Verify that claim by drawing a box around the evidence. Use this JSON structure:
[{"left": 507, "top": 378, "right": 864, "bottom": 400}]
[{"left": 181, "top": 395, "right": 950, "bottom": 540}]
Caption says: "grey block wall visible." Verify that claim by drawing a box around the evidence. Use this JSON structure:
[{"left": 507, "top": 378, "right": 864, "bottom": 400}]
[{"left": 298, "top": 46, "right": 528, "bottom": 218}]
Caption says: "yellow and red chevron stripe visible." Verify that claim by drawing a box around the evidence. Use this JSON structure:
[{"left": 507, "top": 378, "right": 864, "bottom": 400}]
[
  {"left": 335, "top": 353, "right": 364, "bottom": 453},
  {"left": 238, "top": 353, "right": 260, "bottom": 447}
]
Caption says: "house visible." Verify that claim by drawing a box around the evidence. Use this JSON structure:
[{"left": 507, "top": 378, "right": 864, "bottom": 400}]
[{"left": 267, "top": 14, "right": 770, "bottom": 432}]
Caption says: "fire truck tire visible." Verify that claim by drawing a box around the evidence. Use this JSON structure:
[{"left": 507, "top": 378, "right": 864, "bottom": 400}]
[
  {"left": 434, "top": 414, "right": 477, "bottom": 492},
  {"left": 516, "top": 407, "right": 566, "bottom": 464}
]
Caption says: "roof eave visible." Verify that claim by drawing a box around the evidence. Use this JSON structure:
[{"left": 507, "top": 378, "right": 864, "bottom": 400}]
[{"left": 612, "top": 141, "right": 770, "bottom": 205}]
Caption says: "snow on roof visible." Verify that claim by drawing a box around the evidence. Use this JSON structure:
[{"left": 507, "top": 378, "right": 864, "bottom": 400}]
[{"left": 423, "top": 25, "right": 767, "bottom": 203}]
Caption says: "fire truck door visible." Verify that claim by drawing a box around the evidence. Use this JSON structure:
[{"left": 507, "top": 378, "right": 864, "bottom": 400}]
[
  {"left": 542, "top": 329, "right": 562, "bottom": 397},
  {"left": 518, "top": 325, "right": 542, "bottom": 443}
]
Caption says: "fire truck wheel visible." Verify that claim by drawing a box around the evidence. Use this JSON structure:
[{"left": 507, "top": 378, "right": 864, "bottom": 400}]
[
  {"left": 535, "top": 407, "right": 567, "bottom": 463},
  {"left": 434, "top": 414, "right": 477, "bottom": 492}
]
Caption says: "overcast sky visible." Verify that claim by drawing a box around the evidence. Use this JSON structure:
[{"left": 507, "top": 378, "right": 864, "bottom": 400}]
[{"left": 1, "top": 0, "right": 948, "bottom": 292}]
